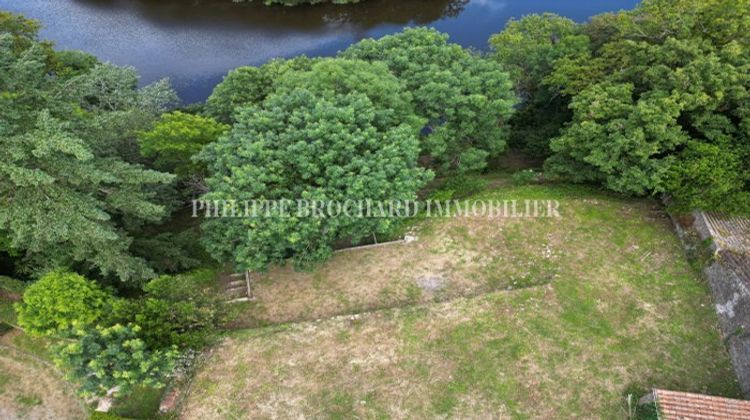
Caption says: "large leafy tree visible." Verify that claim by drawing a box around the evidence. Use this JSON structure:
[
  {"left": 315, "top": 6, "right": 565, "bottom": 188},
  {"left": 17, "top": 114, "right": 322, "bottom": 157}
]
[
  {"left": 205, "top": 56, "right": 318, "bottom": 123},
  {"left": 199, "top": 58, "right": 432, "bottom": 272},
  {"left": 139, "top": 111, "right": 229, "bottom": 179},
  {"left": 0, "top": 13, "right": 178, "bottom": 281},
  {"left": 542, "top": 0, "right": 750, "bottom": 214},
  {"left": 341, "top": 28, "right": 516, "bottom": 172},
  {"left": 490, "top": 14, "right": 589, "bottom": 157}
]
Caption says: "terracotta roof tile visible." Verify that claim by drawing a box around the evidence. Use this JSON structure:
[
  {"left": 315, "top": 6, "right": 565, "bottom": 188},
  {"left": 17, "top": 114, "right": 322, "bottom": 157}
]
[{"left": 654, "top": 389, "right": 750, "bottom": 420}]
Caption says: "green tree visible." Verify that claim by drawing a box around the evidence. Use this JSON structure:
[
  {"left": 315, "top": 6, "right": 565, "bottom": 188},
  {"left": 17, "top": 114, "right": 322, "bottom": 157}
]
[
  {"left": 139, "top": 111, "right": 229, "bottom": 178},
  {"left": 54, "top": 323, "right": 178, "bottom": 397},
  {"left": 0, "top": 15, "right": 178, "bottom": 281},
  {"left": 274, "top": 59, "right": 422, "bottom": 130},
  {"left": 666, "top": 142, "right": 750, "bottom": 214},
  {"left": 15, "top": 271, "right": 115, "bottom": 336},
  {"left": 205, "top": 56, "right": 317, "bottom": 123},
  {"left": 542, "top": 0, "right": 750, "bottom": 214},
  {"left": 199, "top": 85, "right": 432, "bottom": 271},
  {"left": 490, "top": 14, "right": 588, "bottom": 157},
  {"left": 341, "top": 28, "right": 516, "bottom": 172}
]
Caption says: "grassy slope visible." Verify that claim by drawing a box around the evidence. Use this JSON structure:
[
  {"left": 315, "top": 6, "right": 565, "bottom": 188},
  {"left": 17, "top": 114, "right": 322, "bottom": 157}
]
[
  {"left": 1, "top": 277, "right": 84, "bottom": 419},
  {"left": 182, "top": 178, "right": 740, "bottom": 418},
  {"left": 0, "top": 331, "right": 86, "bottom": 419}
]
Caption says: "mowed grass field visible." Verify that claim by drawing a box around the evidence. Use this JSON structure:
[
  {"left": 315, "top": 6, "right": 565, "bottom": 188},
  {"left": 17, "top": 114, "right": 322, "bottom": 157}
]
[{"left": 182, "top": 177, "right": 741, "bottom": 418}]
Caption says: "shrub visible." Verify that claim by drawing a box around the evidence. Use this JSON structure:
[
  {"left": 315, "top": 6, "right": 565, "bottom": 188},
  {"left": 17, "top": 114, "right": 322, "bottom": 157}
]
[
  {"left": 54, "top": 323, "right": 178, "bottom": 398},
  {"left": 441, "top": 175, "right": 489, "bottom": 199},
  {"left": 131, "top": 270, "right": 224, "bottom": 349},
  {"left": 511, "top": 169, "right": 541, "bottom": 186},
  {"left": 15, "top": 271, "right": 115, "bottom": 336}
]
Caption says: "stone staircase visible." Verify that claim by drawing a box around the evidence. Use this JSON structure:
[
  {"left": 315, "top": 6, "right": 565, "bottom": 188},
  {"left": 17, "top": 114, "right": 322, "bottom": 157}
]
[{"left": 222, "top": 272, "right": 253, "bottom": 303}]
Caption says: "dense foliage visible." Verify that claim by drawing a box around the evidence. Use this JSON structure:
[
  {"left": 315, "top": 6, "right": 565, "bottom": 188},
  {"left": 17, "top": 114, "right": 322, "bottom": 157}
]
[
  {"left": 546, "top": 0, "right": 750, "bottom": 214},
  {"left": 139, "top": 111, "right": 228, "bottom": 179},
  {"left": 15, "top": 271, "right": 114, "bottom": 336},
  {"left": 200, "top": 58, "right": 432, "bottom": 271},
  {"left": 206, "top": 56, "right": 318, "bottom": 123},
  {"left": 54, "top": 323, "right": 178, "bottom": 397},
  {"left": 490, "top": 0, "right": 750, "bottom": 214},
  {"left": 0, "top": 12, "right": 178, "bottom": 281},
  {"left": 342, "top": 28, "right": 516, "bottom": 172},
  {"left": 129, "top": 270, "right": 224, "bottom": 349},
  {"left": 15, "top": 268, "right": 220, "bottom": 396},
  {"left": 490, "top": 14, "right": 588, "bottom": 157}
]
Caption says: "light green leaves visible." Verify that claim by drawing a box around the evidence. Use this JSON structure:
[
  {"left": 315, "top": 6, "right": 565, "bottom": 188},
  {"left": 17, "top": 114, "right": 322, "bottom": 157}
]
[{"left": 15, "top": 271, "right": 115, "bottom": 336}]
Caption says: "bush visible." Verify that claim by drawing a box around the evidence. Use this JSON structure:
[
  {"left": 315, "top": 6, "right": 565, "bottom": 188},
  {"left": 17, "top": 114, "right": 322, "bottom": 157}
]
[
  {"left": 128, "top": 270, "right": 224, "bottom": 350},
  {"left": 433, "top": 175, "right": 490, "bottom": 200},
  {"left": 15, "top": 271, "right": 115, "bottom": 336},
  {"left": 54, "top": 323, "right": 178, "bottom": 398},
  {"left": 511, "top": 169, "right": 541, "bottom": 186}
]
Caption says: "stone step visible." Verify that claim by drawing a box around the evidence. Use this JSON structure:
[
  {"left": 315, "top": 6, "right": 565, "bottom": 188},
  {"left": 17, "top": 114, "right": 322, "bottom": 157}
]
[
  {"left": 227, "top": 297, "right": 251, "bottom": 304},
  {"left": 227, "top": 280, "right": 245, "bottom": 288}
]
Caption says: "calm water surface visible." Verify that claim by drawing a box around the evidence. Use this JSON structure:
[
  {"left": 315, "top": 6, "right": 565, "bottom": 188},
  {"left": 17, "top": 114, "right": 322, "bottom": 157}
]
[{"left": 1, "top": 0, "right": 639, "bottom": 102}]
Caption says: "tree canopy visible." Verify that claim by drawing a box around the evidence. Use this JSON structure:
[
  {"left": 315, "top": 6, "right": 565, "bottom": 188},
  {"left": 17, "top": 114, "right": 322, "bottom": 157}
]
[
  {"left": 205, "top": 56, "right": 318, "bottom": 123},
  {"left": 544, "top": 0, "right": 750, "bottom": 213},
  {"left": 341, "top": 28, "right": 517, "bottom": 172},
  {"left": 199, "top": 58, "right": 432, "bottom": 272},
  {"left": 139, "top": 111, "right": 229, "bottom": 179},
  {"left": 490, "top": 14, "right": 588, "bottom": 157},
  {"left": 0, "top": 13, "right": 178, "bottom": 281},
  {"left": 488, "top": 0, "right": 750, "bottom": 214}
]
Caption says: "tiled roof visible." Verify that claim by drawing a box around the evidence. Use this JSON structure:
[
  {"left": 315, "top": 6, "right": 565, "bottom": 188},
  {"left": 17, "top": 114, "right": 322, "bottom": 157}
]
[
  {"left": 718, "top": 250, "right": 750, "bottom": 287},
  {"left": 654, "top": 389, "right": 750, "bottom": 419},
  {"left": 699, "top": 212, "right": 750, "bottom": 253}
]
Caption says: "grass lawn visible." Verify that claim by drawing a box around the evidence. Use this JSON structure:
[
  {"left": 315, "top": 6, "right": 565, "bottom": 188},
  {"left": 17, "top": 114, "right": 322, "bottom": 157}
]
[
  {"left": 0, "top": 276, "right": 24, "bottom": 328},
  {"left": 1, "top": 276, "right": 86, "bottom": 419},
  {"left": 0, "top": 332, "right": 86, "bottom": 419},
  {"left": 182, "top": 177, "right": 740, "bottom": 418}
]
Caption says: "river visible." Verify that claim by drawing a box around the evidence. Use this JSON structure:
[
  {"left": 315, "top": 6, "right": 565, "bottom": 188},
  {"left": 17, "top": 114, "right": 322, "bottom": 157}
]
[{"left": 0, "top": 0, "right": 639, "bottom": 103}]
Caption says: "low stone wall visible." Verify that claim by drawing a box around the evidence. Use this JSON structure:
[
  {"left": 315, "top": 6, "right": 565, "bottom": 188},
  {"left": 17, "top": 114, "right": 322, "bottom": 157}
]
[
  {"left": 705, "top": 253, "right": 750, "bottom": 397},
  {"left": 689, "top": 211, "right": 750, "bottom": 397}
]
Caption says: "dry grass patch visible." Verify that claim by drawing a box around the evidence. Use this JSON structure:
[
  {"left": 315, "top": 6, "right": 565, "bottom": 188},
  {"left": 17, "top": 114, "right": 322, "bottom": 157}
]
[
  {"left": 183, "top": 181, "right": 740, "bottom": 418},
  {"left": 183, "top": 282, "right": 735, "bottom": 418},
  {"left": 0, "top": 341, "right": 85, "bottom": 420},
  {"left": 228, "top": 182, "right": 587, "bottom": 327}
]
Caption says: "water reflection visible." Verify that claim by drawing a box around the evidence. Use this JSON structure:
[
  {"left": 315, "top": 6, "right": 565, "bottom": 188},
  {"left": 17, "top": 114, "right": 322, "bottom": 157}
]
[
  {"left": 72, "top": 0, "right": 470, "bottom": 32},
  {"left": 0, "top": 0, "right": 638, "bottom": 102}
]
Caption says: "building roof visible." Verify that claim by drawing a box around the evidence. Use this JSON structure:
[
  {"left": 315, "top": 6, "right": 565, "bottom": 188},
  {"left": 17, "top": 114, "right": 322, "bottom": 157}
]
[
  {"left": 698, "top": 212, "right": 750, "bottom": 253},
  {"left": 654, "top": 389, "right": 750, "bottom": 419}
]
